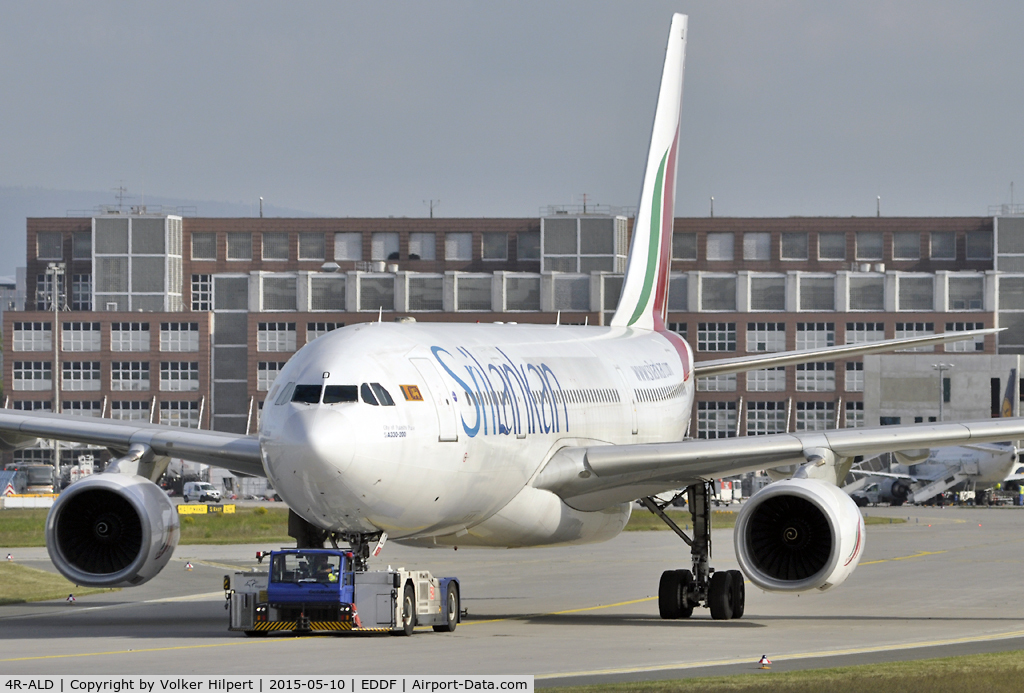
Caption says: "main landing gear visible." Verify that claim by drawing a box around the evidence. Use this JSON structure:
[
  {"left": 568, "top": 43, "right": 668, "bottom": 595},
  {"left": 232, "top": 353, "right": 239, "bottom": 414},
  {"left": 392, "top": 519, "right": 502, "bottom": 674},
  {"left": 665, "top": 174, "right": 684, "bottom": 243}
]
[{"left": 641, "top": 481, "right": 745, "bottom": 621}]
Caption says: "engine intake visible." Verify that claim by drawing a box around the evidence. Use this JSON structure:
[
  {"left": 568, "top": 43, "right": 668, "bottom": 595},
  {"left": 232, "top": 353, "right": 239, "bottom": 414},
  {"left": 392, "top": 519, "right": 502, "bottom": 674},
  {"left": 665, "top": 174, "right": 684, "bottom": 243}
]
[
  {"left": 46, "top": 474, "right": 180, "bottom": 588},
  {"left": 735, "top": 478, "right": 864, "bottom": 593}
]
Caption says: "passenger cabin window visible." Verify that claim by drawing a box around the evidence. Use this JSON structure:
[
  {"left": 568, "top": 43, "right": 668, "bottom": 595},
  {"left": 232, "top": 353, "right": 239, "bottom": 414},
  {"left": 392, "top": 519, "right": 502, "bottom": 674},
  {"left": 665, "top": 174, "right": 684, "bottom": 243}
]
[
  {"left": 323, "top": 385, "right": 358, "bottom": 404},
  {"left": 292, "top": 384, "right": 323, "bottom": 404}
]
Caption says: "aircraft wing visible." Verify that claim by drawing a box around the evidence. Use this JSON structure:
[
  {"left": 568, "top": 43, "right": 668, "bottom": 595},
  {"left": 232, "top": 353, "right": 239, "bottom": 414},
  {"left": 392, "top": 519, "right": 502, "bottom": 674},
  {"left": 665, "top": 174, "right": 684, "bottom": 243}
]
[
  {"left": 693, "top": 328, "right": 998, "bottom": 377},
  {"left": 539, "top": 417, "right": 1024, "bottom": 510},
  {"left": 0, "top": 409, "right": 264, "bottom": 477}
]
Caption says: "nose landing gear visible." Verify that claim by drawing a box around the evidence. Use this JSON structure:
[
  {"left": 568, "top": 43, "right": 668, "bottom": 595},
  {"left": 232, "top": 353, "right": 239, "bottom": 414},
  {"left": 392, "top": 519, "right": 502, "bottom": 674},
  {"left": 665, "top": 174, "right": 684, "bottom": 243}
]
[{"left": 642, "top": 481, "right": 745, "bottom": 620}]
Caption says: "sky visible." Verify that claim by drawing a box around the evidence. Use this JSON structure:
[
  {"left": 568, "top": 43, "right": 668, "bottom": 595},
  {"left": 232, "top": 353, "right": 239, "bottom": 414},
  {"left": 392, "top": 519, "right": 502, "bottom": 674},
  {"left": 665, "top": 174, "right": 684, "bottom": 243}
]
[{"left": 2, "top": 1, "right": 1024, "bottom": 245}]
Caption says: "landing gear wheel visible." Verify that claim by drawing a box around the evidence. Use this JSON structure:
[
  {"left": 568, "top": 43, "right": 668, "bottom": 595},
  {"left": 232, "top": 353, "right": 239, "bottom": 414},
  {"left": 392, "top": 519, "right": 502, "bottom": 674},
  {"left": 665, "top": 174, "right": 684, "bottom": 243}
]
[
  {"left": 675, "top": 569, "right": 695, "bottom": 618},
  {"left": 658, "top": 570, "right": 683, "bottom": 619},
  {"left": 399, "top": 582, "right": 416, "bottom": 636},
  {"left": 727, "top": 570, "right": 745, "bottom": 619},
  {"left": 708, "top": 571, "right": 734, "bottom": 620},
  {"left": 433, "top": 583, "right": 459, "bottom": 632}
]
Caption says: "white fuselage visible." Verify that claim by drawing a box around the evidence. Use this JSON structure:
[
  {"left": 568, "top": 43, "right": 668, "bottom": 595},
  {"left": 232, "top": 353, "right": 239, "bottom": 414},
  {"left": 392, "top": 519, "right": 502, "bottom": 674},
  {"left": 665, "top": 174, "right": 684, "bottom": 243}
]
[
  {"left": 898, "top": 444, "right": 1019, "bottom": 489},
  {"left": 258, "top": 322, "right": 693, "bottom": 547}
]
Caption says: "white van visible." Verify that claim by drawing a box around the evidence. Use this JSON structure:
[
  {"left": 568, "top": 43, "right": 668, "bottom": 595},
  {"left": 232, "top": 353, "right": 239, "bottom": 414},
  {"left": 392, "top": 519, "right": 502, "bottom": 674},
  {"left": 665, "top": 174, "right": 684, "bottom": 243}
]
[{"left": 183, "top": 481, "right": 222, "bottom": 503}]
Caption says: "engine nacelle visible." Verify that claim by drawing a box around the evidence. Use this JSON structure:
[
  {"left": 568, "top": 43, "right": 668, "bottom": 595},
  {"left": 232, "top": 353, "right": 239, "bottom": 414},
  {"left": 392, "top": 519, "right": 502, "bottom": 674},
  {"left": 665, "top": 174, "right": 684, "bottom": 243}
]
[
  {"left": 734, "top": 478, "right": 865, "bottom": 593},
  {"left": 46, "top": 474, "right": 180, "bottom": 588}
]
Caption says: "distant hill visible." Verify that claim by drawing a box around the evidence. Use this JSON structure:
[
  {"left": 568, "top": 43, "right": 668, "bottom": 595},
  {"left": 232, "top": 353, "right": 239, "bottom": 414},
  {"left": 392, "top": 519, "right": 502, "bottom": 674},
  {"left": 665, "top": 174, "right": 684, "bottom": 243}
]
[{"left": 0, "top": 186, "right": 316, "bottom": 277}]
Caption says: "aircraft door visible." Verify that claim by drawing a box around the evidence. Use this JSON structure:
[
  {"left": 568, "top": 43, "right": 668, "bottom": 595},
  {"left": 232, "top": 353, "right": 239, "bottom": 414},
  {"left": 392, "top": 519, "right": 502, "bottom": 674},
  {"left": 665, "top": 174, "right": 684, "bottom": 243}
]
[
  {"left": 410, "top": 358, "right": 459, "bottom": 442},
  {"left": 615, "top": 366, "right": 638, "bottom": 435}
]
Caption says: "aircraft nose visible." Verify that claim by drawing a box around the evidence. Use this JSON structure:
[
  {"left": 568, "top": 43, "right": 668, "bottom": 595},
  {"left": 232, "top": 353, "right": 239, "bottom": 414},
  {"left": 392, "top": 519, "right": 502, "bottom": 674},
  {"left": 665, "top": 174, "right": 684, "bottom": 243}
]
[{"left": 264, "top": 406, "right": 355, "bottom": 494}]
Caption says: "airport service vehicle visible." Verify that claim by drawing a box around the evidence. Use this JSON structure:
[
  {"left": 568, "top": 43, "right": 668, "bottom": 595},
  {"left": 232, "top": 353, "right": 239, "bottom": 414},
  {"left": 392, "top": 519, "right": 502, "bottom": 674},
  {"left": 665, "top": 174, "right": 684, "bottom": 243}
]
[
  {"left": 183, "top": 481, "right": 222, "bottom": 503},
  {"left": 225, "top": 548, "right": 458, "bottom": 636},
  {"left": 5, "top": 14, "right": 1024, "bottom": 624},
  {"left": 4, "top": 463, "right": 54, "bottom": 494}
]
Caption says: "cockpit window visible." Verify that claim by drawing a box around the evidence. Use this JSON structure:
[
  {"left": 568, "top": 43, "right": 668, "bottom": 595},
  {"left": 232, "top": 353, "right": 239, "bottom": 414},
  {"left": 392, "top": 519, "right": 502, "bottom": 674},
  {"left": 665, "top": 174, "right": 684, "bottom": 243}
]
[
  {"left": 323, "top": 385, "right": 358, "bottom": 404},
  {"left": 371, "top": 383, "right": 395, "bottom": 406},
  {"left": 275, "top": 382, "right": 296, "bottom": 405},
  {"left": 360, "top": 383, "right": 379, "bottom": 406},
  {"left": 292, "top": 384, "right": 323, "bottom": 404}
]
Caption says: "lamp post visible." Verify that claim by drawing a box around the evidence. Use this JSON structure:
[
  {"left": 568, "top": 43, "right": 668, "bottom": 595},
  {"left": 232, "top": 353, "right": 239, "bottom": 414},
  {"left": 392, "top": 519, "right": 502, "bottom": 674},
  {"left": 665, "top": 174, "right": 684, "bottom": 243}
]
[
  {"left": 932, "top": 363, "right": 954, "bottom": 422},
  {"left": 45, "top": 262, "right": 65, "bottom": 485}
]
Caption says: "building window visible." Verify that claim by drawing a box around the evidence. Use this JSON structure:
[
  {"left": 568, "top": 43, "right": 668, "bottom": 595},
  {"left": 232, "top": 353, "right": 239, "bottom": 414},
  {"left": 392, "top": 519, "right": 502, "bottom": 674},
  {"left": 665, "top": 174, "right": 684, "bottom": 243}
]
[
  {"left": 696, "top": 374, "right": 737, "bottom": 392},
  {"left": 71, "top": 274, "right": 92, "bottom": 311},
  {"left": 37, "top": 231, "right": 63, "bottom": 260},
  {"left": 160, "top": 322, "right": 200, "bottom": 352},
  {"left": 894, "top": 322, "right": 934, "bottom": 352},
  {"left": 930, "top": 231, "right": 956, "bottom": 260},
  {"left": 700, "top": 276, "right": 737, "bottom": 311},
  {"left": 893, "top": 232, "right": 921, "bottom": 260},
  {"left": 72, "top": 231, "right": 91, "bottom": 259},
  {"left": 746, "top": 401, "right": 787, "bottom": 435},
  {"left": 111, "top": 400, "right": 150, "bottom": 421},
  {"left": 705, "top": 233, "right": 734, "bottom": 261},
  {"left": 672, "top": 233, "right": 697, "bottom": 260},
  {"left": 456, "top": 276, "right": 492, "bottom": 311},
  {"left": 799, "top": 276, "right": 835, "bottom": 311},
  {"left": 334, "top": 232, "right": 362, "bottom": 261},
  {"left": 948, "top": 275, "right": 983, "bottom": 311},
  {"left": 845, "top": 322, "right": 885, "bottom": 344},
  {"left": 505, "top": 275, "right": 540, "bottom": 312},
  {"left": 966, "top": 230, "right": 993, "bottom": 260},
  {"left": 781, "top": 232, "right": 808, "bottom": 260},
  {"left": 445, "top": 232, "right": 473, "bottom": 261},
  {"left": 848, "top": 275, "right": 884, "bottom": 311},
  {"left": 191, "top": 232, "right": 217, "bottom": 260},
  {"left": 855, "top": 231, "right": 883, "bottom": 260},
  {"left": 796, "top": 401, "right": 835, "bottom": 430},
  {"left": 818, "top": 232, "right": 846, "bottom": 260},
  {"left": 697, "top": 322, "right": 736, "bottom": 352},
  {"left": 845, "top": 362, "right": 864, "bottom": 392},
  {"left": 746, "top": 367, "right": 785, "bottom": 392},
  {"left": 898, "top": 276, "right": 934, "bottom": 311},
  {"left": 845, "top": 401, "right": 864, "bottom": 428},
  {"left": 62, "top": 361, "right": 101, "bottom": 391},
  {"left": 307, "top": 322, "right": 344, "bottom": 343},
  {"left": 667, "top": 322, "right": 687, "bottom": 339},
  {"left": 111, "top": 322, "right": 150, "bottom": 352},
  {"left": 63, "top": 400, "right": 101, "bottom": 417},
  {"left": 257, "top": 322, "right": 297, "bottom": 352},
  {"left": 796, "top": 322, "right": 834, "bottom": 349},
  {"left": 667, "top": 275, "right": 688, "bottom": 312},
  {"left": 160, "top": 401, "right": 200, "bottom": 428},
  {"left": 262, "top": 232, "right": 289, "bottom": 260},
  {"left": 191, "top": 274, "right": 212, "bottom": 311},
  {"left": 371, "top": 232, "right": 400, "bottom": 261},
  {"left": 14, "top": 401, "right": 52, "bottom": 412},
  {"left": 227, "top": 232, "right": 252, "bottom": 260},
  {"left": 111, "top": 362, "right": 150, "bottom": 391},
  {"left": 409, "top": 275, "right": 444, "bottom": 311},
  {"left": 258, "top": 362, "right": 286, "bottom": 391},
  {"left": 13, "top": 361, "right": 52, "bottom": 391},
  {"left": 359, "top": 276, "right": 395, "bottom": 311},
  {"left": 12, "top": 322, "right": 51, "bottom": 352},
  {"left": 746, "top": 322, "right": 785, "bottom": 352},
  {"left": 298, "top": 232, "right": 325, "bottom": 261},
  {"left": 482, "top": 233, "right": 508, "bottom": 260},
  {"left": 35, "top": 273, "right": 65, "bottom": 311},
  {"left": 310, "top": 275, "right": 346, "bottom": 311},
  {"left": 408, "top": 232, "right": 436, "bottom": 261},
  {"left": 262, "top": 276, "right": 297, "bottom": 311},
  {"left": 62, "top": 322, "right": 101, "bottom": 352},
  {"left": 796, "top": 362, "right": 835, "bottom": 392},
  {"left": 945, "top": 322, "right": 985, "bottom": 352},
  {"left": 517, "top": 230, "right": 540, "bottom": 261},
  {"left": 696, "top": 401, "right": 736, "bottom": 439},
  {"left": 750, "top": 276, "right": 785, "bottom": 311},
  {"left": 743, "top": 233, "right": 770, "bottom": 261},
  {"left": 160, "top": 362, "right": 200, "bottom": 392}
]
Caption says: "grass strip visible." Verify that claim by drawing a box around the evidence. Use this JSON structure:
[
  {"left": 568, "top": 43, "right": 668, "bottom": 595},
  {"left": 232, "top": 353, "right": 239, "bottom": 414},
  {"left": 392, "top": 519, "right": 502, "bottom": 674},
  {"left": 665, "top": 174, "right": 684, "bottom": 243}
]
[
  {"left": 0, "top": 562, "right": 115, "bottom": 605},
  {"left": 546, "top": 649, "right": 1024, "bottom": 693}
]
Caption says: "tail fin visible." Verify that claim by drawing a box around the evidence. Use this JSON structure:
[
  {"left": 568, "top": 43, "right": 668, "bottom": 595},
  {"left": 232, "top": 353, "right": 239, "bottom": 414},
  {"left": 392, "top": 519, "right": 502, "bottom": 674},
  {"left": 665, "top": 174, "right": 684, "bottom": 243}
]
[
  {"left": 610, "top": 14, "right": 688, "bottom": 331},
  {"left": 1002, "top": 368, "right": 1017, "bottom": 417}
]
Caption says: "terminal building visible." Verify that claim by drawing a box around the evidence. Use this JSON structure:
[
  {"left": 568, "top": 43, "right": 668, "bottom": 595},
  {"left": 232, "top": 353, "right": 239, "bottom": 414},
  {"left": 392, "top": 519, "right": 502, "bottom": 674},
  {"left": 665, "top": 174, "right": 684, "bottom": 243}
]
[{"left": 4, "top": 208, "right": 1024, "bottom": 468}]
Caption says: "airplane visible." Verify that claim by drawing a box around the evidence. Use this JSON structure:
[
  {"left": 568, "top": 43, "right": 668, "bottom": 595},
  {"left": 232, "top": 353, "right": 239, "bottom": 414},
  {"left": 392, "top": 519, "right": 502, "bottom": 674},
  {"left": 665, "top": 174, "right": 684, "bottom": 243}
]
[
  {"left": 3, "top": 13, "right": 1024, "bottom": 622},
  {"left": 845, "top": 372, "right": 1021, "bottom": 506}
]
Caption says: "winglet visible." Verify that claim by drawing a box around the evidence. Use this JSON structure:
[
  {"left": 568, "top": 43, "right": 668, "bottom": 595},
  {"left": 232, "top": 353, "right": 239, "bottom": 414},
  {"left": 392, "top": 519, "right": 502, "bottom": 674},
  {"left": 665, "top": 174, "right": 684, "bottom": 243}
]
[{"left": 610, "top": 14, "right": 687, "bottom": 331}]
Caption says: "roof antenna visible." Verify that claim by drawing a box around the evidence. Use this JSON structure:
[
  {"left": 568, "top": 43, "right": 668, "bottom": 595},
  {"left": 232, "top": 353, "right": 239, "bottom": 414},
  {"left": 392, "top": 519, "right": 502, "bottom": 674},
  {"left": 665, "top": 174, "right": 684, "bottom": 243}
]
[
  {"left": 876, "top": 196, "right": 881, "bottom": 217},
  {"left": 584, "top": 315, "right": 588, "bottom": 326},
  {"left": 709, "top": 196, "right": 714, "bottom": 218},
  {"left": 378, "top": 307, "right": 383, "bottom": 323},
  {"left": 556, "top": 310, "right": 561, "bottom": 326}
]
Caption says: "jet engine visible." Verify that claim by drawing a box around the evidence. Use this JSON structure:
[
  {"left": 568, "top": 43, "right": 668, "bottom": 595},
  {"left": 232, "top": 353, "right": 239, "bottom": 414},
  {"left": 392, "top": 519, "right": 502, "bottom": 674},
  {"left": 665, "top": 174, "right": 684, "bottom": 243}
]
[
  {"left": 734, "top": 478, "right": 865, "bottom": 593},
  {"left": 46, "top": 473, "right": 180, "bottom": 588},
  {"left": 879, "top": 478, "right": 912, "bottom": 505}
]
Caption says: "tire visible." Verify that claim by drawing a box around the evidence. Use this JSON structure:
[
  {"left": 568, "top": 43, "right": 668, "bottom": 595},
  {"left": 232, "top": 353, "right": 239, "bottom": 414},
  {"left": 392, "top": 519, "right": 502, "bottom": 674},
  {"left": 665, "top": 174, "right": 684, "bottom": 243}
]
[
  {"left": 728, "top": 570, "right": 745, "bottom": 619},
  {"left": 658, "top": 570, "right": 682, "bottom": 619},
  {"left": 400, "top": 582, "right": 416, "bottom": 636},
  {"left": 708, "top": 571, "right": 734, "bottom": 620},
  {"left": 433, "top": 583, "right": 459, "bottom": 633},
  {"left": 675, "top": 569, "right": 694, "bottom": 619}
]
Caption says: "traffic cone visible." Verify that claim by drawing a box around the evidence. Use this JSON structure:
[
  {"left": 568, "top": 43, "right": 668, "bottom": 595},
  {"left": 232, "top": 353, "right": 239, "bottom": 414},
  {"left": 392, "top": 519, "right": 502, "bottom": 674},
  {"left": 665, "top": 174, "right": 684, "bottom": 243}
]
[
  {"left": 185, "top": 562, "right": 194, "bottom": 571},
  {"left": 758, "top": 655, "right": 771, "bottom": 669},
  {"left": 66, "top": 594, "right": 76, "bottom": 603}
]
